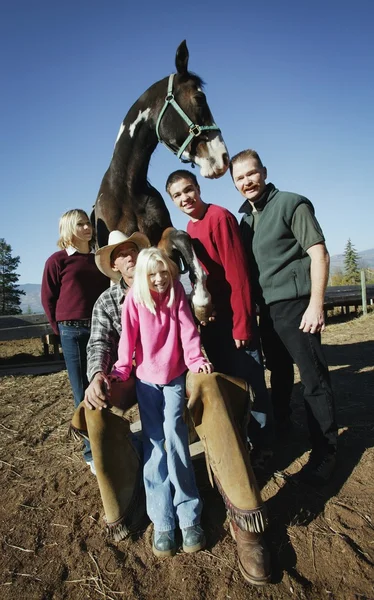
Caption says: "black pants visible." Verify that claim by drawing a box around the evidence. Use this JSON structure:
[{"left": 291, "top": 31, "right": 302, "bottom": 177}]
[
  {"left": 259, "top": 298, "right": 337, "bottom": 455},
  {"left": 200, "top": 317, "right": 272, "bottom": 417}
]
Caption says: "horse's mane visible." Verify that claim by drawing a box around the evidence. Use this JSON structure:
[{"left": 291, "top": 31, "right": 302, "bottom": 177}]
[{"left": 180, "top": 72, "right": 205, "bottom": 89}]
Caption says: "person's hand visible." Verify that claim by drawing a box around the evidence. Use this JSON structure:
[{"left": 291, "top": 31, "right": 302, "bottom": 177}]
[
  {"left": 299, "top": 303, "right": 325, "bottom": 334},
  {"left": 199, "top": 362, "right": 214, "bottom": 374},
  {"left": 107, "top": 373, "right": 124, "bottom": 383},
  {"left": 84, "top": 372, "right": 110, "bottom": 410},
  {"left": 234, "top": 338, "right": 250, "bottom": 349}
]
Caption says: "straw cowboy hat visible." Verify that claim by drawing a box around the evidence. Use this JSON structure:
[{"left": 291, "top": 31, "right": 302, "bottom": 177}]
[{"left": 95, "top": 230, "right": 151, "bottom": 281}]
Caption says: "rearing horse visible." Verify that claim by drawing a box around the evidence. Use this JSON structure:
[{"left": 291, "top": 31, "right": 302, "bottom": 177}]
[{"left": 94, "top": 40, "right": 229, "bottom": 320}]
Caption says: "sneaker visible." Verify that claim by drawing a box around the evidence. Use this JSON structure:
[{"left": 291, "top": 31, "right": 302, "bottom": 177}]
[
  {"left": 152, "top": 529, "right": 176, "bottom": 558},
  {"left": 182, "top": 525, "right": 206, "bottom": 553},
  {"left": 298, "top": 451, "right": 336, "bottom": 486},
  {"left": 87, "top": 460, "right": 96, "bottom": 476}
]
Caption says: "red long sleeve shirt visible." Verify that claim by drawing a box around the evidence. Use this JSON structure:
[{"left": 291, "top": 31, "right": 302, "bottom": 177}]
[
  {"left": 187, "top": 204, "right": 254, "bottom": 341},
  {"left": 41, "top": 250, "right": 109, "bottom": 334}
]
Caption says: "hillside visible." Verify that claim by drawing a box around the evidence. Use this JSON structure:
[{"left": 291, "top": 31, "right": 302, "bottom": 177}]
[
  {"left": 17, "top": 276, "right": 193, "bottom": 315},
  {"left": 18, "top": 283, "right": 43, "bottom": 314},
  {"left": 16, "top": 248, "right": 374, "bottom": 313},
  {"left": 330, "top": 247, "right": 374, "bottom": 272}
]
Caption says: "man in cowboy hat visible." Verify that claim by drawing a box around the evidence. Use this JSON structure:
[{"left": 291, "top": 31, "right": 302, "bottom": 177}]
[
  {"left": 70, "top": 231, "right": 150, "bottom": 540},
  {"left": 84, "top": 230, "right": 150, "bottom": 409}
]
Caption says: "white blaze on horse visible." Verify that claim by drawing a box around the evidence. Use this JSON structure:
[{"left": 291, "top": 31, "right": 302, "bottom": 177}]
[{"left": 93, "top": 40, "right": 229, "bottom": 321}]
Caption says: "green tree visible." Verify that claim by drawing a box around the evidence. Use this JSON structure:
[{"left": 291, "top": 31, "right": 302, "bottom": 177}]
[
  {"left": 364, "top": 268, "right": 374, "bottom": 284},
  {"left": 330, "top": 268, "right": 345, "bottom": 286},
  {"left": 0, "top": 238, "right": 25, "bottom": 315},
  {"left": 343, "top": 238, "right": 360, "bottom": 284}
]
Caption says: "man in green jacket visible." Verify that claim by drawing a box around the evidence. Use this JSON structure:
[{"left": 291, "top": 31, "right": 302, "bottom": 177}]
[{"left": 230, "top": 149, "right": 337, "bottom": 486}]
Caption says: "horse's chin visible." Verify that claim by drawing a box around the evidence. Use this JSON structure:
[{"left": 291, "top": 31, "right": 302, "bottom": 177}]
[{"left": 197, "top": 161, "right": 229, "bottom": 179}]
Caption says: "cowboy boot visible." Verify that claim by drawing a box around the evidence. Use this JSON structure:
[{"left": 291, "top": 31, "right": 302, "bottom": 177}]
[{"left": 230, "top": 520, "right": 271, "bottom": 586}]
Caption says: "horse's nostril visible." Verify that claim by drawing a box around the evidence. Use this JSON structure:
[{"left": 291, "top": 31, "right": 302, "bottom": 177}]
[{"left": 223, "top": 153, "right": 229, "bottom": 167}]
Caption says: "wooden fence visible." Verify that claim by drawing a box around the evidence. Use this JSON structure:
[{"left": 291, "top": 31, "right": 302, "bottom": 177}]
[
  {"left": 324, "top": 284, "right": 374, "bottom": 313},
  {"left": 1, "top": 284, "right": 373, "bottom": 346}
]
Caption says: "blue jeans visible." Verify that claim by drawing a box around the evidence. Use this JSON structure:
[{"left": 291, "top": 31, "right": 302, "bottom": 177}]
[
  {"left": 136, "top": 374, "right": 202, "bottom": 532},
  {"left": 58, "top": 323, "right": 92, "bottom": 462}
]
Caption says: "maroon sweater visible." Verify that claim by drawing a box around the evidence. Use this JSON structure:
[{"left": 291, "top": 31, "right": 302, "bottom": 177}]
[
  {"left": 41, "top": 250, "right": 109, "bottom": 334},
  {"left": 187, "top": 204, "right": 254, "bottom": 341}
]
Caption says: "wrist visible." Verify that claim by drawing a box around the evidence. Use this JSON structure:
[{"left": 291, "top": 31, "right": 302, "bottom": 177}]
[
  {"left": 92, "top": 371, "right": 105, "bottom": 381},
  {"left": 308, "top": 298, "right": 324, "bottom": 310}
]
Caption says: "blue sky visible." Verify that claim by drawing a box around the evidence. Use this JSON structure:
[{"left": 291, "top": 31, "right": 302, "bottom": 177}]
[{"left": 1, "top": 0, "right": 373, "bottom": 284}]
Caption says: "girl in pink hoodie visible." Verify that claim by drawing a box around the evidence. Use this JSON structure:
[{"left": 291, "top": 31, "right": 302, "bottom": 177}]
[{"left": 112, "top": 248, "right": 212, "bottom": 558}]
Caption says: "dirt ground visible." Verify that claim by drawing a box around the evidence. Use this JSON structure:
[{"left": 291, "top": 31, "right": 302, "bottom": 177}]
[{"left": 0, "top": 313, "right": 373, "bottom": 600}]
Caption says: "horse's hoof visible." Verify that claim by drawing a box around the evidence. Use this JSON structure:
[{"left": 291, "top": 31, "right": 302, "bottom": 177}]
[{"left": 193, "top": 303, "right": 214, "bottom": 324}]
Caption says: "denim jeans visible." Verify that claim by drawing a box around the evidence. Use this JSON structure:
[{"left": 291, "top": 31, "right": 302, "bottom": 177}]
[
  {"left": 136, "top": 374, "right": 202, "bottom": 532},
  {"left": 58, "top": 323, "right": 92, "bottom": 462},
  {"left": 265, "top": 297, "right": 338, "bottom": 455}
]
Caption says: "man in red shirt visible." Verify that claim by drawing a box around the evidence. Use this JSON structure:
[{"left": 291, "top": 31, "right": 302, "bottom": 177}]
[
  {"left": 166, "top": 170, "right": 270, "bottom": 414},
  {"left": 166, "top": 169, "right": 272, "bottom": 585}
]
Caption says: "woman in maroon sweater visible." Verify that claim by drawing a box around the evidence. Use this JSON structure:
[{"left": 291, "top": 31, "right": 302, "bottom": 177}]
[{"left": 41, "top": 209, "right": 109, "bottom": 471}]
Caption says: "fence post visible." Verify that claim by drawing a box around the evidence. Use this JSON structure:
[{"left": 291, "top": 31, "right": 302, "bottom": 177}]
[{"left": 361, "top": 269, "right": 367, "bottom": 316}]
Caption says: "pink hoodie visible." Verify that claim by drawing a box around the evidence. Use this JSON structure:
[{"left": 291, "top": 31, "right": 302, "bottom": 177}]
[{"left": 112, "top": 280, "right": 208, "bottom": 384}]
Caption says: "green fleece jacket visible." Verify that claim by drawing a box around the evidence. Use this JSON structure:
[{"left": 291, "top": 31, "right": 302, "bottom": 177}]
[{"left": 240, "top": 184, "right": 316, "bottom": 305}]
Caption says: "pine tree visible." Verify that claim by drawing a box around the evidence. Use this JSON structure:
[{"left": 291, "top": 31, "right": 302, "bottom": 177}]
[
  {"left": 343, "top": 238, "right": 360, "bottom": 284},
  {"left": 0, "top": 238, "right": 25, "bottom": 315}
]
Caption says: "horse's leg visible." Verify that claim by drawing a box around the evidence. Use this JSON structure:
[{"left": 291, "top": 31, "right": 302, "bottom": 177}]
[
  {"left": 95, "top": 188, "right": 122, "bottom": 247},
  {"left": 136, "top": 193, "right": 174, "bottom": 247},
  {"left": 95, "top": 185, "right": 136, "bottom": 247},
  {"left": 159, "top": 228, "right": 213, "bottom": 323}
]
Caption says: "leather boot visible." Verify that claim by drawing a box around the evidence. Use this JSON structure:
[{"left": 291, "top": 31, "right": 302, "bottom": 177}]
[{"left": 230, "top": 520, "right": 271, "bottom": 586}]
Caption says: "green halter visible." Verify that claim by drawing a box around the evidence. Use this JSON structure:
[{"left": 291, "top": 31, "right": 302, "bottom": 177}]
[{"left": 155, "top": 73, "right": 221, "bottom": 162}]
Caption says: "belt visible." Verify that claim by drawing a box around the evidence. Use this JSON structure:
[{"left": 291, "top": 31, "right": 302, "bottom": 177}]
[{"left": 59, "top": 319, "right": 91, "bottom": 328}]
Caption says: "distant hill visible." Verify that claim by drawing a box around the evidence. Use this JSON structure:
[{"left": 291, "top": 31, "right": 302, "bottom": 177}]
[
  {"left": 16, "top": 248, "right": 374, "bottom": 313},
  {"left": 17, "top": 276, "right": 193, "bottom": 315},
  {"left": 18, "top": 284, "right": 43, "bottom": 314},
  {"left": 330, "top": 248, "right": 374, "bottom": 272}
]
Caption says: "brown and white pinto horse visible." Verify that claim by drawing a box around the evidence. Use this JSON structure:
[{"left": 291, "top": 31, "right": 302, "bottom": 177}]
[{"left": 93, "top": 40, "right": 229, "bottom": 320}]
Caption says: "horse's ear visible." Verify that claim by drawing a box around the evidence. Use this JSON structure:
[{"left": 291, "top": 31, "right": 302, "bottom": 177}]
[{"left": 175, "top": 40, "right": 189, "bottom": 75}]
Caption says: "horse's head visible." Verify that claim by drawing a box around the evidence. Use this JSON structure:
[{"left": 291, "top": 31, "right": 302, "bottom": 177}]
[{"left": 156, "top": 41, "right": 229, "bottom": 179}]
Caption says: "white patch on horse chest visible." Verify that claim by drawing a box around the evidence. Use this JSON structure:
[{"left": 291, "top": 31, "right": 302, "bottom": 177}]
[
  {"left": 129, "top": 108, "right": 151, "bottom": 138},
  {"left": 190, "top": 253, "right": 211, "bottom": 306},
  {"left": 114, "top": 122, "right": 126, "bottom": 146}
]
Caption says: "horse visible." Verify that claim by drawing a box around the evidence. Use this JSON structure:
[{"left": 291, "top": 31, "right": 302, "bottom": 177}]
[{"left": 93, "top": 40, "right": 229, "bottom": 320}]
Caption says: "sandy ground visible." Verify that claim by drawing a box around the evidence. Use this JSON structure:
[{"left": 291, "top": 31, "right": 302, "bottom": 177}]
[{"left": 0, "top": 313, "right": 373, "bottom": 600}]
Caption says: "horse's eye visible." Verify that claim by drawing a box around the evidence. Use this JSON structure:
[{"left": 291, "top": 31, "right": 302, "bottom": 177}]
[{"left": 194, "top": 92, "right": 206, "bottom": 107}]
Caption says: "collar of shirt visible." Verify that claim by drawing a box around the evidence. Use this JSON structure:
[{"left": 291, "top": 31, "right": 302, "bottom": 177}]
[
  {"left": 238, "top": 183, "right": 275, "bottom": 216},
  {"left": 66, "top": 246, "right": 95, "bottom": 256},
  {"left": 119, "top": 278, "right": 129, "bottom": 303}
]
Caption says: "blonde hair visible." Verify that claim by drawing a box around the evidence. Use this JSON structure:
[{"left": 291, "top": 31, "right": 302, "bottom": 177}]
[
  {"left": 57, "top": 209, "right": 94, "bottom": 249},
  {"left": 133, "top": 248, "right": 179, "bottom": 315}
]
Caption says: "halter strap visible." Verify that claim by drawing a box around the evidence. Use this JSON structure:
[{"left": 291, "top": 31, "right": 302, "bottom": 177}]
[{"left": 156, "top": 74, "right": 221, "bottom": 163}]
